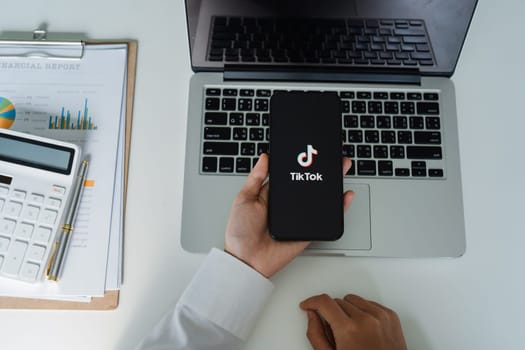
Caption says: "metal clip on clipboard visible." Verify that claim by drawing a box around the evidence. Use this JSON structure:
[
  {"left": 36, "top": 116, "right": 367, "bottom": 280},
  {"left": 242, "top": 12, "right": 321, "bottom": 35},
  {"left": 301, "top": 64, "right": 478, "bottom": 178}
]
[{"left": 0, "top": 28, "right": 84, "bottom": 60}]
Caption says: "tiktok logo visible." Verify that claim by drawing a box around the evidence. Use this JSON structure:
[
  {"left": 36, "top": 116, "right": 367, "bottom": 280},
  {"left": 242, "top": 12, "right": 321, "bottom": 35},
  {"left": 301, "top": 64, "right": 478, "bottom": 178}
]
[{"left": 297, "top": 144, "right": 318, "bottom": 168}]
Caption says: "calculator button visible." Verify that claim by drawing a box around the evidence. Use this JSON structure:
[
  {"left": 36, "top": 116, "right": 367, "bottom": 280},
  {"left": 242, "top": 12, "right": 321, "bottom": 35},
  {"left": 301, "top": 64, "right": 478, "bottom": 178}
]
[
  {"left": 27, "top": 244, "right": 46, "bottom": 262},
  {"left": 0, "top": 198, "right": 4, "bottom": 211},
  {"left": 22, "top": 205, "right": 40, "bottom": 221},
  {"left": 12, "top": 190, "right": 26, "bottom": 200},
  {"left": 0, "top": 255, "right": 3, "bottom": 269},
  {"left": 20, "top": 262, "right": 40, "bottom": 282},
  {"left": 0, "top": 219, "right": 16, "bottom": 235},
  {"left": 5, "top": 201, "right": 23, "bottom": 217},
  {"left": 46, "top": 197, "right": 62, "bottom": 208},
  {"left": 15, "top": 223, "right": 34, "bottom": 240},
  {"left": 51, "top": 185, "right": 66, "bottom": 196},
  {"left": 29, "top": 193, "right": 45, "bottom": 204},
  {"left": 0, "top": 186, "right": 8, "bottom": 196},
  {"left": 40, "top": 209, "right": 58, "bottom": 225},
  {"left": 0, "top": 237, "right": 10, "bottom": 253},
  {"left": 34, "top": 227, "right": 52, "bottom": 243},
  {"left": 2, "top": 241, "right": 27, "bottom": 276}
]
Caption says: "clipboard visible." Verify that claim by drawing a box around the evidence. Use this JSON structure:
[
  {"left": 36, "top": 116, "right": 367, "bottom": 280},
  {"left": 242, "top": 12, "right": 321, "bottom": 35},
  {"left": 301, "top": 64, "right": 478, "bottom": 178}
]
[{"left": 0, "top": 29, "right": 137, "bottom": 310}]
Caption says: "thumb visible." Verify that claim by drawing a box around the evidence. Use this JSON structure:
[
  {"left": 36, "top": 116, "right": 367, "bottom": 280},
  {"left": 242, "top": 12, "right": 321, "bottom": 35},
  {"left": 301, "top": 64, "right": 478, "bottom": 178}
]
[
  {"left": 305, "top": 311, "right": 333, "bottom": 350},
  {"left": 239, "top": 153, "right": 269, "bottom": 199}
]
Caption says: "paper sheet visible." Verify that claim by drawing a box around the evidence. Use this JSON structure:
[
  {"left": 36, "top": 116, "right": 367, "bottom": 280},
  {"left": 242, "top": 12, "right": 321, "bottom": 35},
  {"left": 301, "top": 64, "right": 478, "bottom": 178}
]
[{"left": 0, "top": 44, "right": 126, "bottom": 297}]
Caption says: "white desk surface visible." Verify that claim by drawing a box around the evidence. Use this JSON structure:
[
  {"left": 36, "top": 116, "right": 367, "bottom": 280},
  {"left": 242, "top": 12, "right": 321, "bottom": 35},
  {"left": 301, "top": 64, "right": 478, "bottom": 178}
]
[{"left": 2, "top": 0, "right": 525, "bottom": 349}]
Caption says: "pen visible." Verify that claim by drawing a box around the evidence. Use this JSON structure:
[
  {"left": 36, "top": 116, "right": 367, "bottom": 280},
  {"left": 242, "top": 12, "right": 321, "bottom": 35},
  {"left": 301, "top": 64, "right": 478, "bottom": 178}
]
[{"left": 46, "top": 160, "right": 89, "bottom": 281}]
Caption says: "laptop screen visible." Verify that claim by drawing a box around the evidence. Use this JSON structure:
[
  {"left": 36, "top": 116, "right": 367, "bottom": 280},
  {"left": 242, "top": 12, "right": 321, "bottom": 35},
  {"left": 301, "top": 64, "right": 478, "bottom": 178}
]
[{"left": 185, "top": 0, "right": 477, "bottom": 76}]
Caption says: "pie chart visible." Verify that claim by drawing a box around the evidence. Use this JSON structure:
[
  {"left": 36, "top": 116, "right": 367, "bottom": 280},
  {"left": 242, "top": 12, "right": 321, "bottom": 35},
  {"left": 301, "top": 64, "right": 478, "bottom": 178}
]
[{"left": 0, "top": 97, "right": 16, "bottom": 129}]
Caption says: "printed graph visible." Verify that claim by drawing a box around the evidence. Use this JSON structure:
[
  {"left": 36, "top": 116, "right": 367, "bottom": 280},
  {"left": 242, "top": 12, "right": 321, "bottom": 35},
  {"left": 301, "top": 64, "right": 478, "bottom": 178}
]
[
  {"left": 49, "top": 98, "right": 98, "bottom": 130},
  {"left": 0, "top": 97, "right": 16, "bottom": 129}
]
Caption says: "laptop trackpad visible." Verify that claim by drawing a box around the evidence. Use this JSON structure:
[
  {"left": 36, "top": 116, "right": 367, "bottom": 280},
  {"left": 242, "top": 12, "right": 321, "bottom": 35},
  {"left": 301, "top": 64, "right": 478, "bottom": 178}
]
[{"left": 308, "top": 183, "right": 371, "bottom": 252}]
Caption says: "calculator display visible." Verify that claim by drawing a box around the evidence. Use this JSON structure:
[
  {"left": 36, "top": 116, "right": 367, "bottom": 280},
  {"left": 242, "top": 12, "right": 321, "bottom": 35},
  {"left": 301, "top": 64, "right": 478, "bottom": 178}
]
[{"left": 0, "top": 132, "right": 75, "bottom": 174}]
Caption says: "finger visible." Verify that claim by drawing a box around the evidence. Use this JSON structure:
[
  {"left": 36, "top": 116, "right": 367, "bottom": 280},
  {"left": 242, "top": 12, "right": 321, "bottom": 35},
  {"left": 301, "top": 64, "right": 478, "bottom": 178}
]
[
  {"left": 343, "top": 294, "right": 387, "bottom": 319},
  {"left": 300, "top": 294, "right": 349, "bottom": 327},
  {"left": 335, "top": 298, "right": 366, "bottom": 319},
  {"left": 343, "top": 190, "right": 355, "bottom": 212},
  {"left": 239, "top": 153, "right": 269, "bottom": 199},
  {"left": 342, "top": 157, "right": 352, "bottom": 176},
  {"left": 259, "top": 180, "right": 269, "bottom": 204},
  {"left": 305, "top": 311, "right": 333, "bottom": 350}
]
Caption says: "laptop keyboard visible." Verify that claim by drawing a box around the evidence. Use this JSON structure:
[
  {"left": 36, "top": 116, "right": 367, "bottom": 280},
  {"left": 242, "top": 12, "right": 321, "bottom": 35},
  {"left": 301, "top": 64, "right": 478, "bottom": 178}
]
[
  {"left": 201, "top": 86, "right": 445, "bottom": 179},
  {"left": 208, "top": 17, "right": 435, "bottom": 67}
]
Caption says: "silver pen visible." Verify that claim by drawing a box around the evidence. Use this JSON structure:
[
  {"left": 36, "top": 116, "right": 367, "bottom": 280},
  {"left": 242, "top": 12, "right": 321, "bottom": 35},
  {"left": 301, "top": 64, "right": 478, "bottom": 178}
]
[{"left": 46, "top": 160, "right": 89, "bottom": 281}]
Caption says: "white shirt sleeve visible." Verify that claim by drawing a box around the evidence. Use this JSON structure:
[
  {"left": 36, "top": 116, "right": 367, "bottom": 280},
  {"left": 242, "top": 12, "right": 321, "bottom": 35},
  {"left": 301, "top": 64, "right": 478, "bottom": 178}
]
[{"left": 135, "top": 248, "right": 274, "bottom": 350}]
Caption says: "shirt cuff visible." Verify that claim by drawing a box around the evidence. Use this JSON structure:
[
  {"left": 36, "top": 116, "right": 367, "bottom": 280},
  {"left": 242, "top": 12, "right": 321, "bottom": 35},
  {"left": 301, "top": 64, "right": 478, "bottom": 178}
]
[{"left": 179, "top": 248, "right": 274, "bottom": 340}]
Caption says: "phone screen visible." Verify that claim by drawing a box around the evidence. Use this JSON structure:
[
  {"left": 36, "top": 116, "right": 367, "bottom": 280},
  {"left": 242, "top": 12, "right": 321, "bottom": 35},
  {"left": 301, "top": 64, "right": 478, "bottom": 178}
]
[{"left": 269, "top": 92, "right": 343, "bottom": 241}]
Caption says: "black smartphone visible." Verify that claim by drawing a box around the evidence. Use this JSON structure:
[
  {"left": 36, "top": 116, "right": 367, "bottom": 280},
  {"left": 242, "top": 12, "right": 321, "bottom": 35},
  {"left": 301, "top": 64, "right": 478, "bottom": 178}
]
[{"left": 269, "top": 91, "right": 343, "bottom": 241}]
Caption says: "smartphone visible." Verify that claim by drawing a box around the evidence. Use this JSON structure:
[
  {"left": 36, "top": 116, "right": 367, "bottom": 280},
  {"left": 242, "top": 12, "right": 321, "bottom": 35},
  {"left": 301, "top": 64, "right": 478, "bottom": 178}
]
[{"left": 269, "top": 91, "right": 343, "bottom": 241}]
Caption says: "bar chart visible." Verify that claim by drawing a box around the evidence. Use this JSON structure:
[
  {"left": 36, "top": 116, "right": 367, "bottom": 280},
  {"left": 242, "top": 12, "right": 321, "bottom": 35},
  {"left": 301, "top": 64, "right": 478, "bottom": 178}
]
[{"left": 49, "top": 98, "right": 98, "bottom": 130}]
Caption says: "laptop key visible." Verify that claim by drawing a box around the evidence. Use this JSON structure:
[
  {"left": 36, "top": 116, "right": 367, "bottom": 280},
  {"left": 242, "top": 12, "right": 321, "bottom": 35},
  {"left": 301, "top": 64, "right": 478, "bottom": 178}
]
[
  {"left": 219, "top": 158, "right": 234, "bottom": 173},
  {"left": 254, "top": 99, "right": 269, "bottom": 111},
  {"left": 238, "top": 98, "right": 253, "bottom": 111},
  {"left": 229, "top": 113, "right": 244, "bottom": 125},
  {"left": 429, "top": 169, "right": 444, "bottom": 177},
  {"left": 223, "top": 89, "right": 238, "bottom": 96},
  {"left": 249, "top": 128, "right": 264, "bottom": 141},
  {"left": 205, "top": 112, "right": 227, "bottom": 125},
  {"left": 425, "top": 117, "right": 441, "bottom": 129},
  {"left": 348, "top": 130, "right": 363, "bottom": 143},
  {"left": 390, "top": 146, "right": 405, "bottom": 158},
  {"left": 222, "top": 98, "right": 236, "bottom": 110},
  {"left": 384, "top": 102, "right": 399, "bottom": 114},
  {"left": 409, "top": 116, "right": 425, "bottom": 129},
  {"left": 344, "top": 115, "right": 359, "bottom": 128},
  {"left": 256, "top": 90, "right": 271, "bottom": 97},
  {"left": 381, "top": 130, "right": 396, "bottom": 143},
  {"left": 365, "top": 130, "right": 379, "bottom": 143},
  {"left": 352, "top": 101, "right": 366, "bottom": 113},
  {"left": 414, "top": 131, "right": 441, "bottom": 144},
  {"left": 378, "top": 161, "right": 393, "bottom": 176},
  {"left": 395, "top": 168, "right": 410, "bottom": 176},
  {"left": 417, "top": 102, "right": 440, "bottom": 114},
  {"left": 204, "top": 127, "right": 231, "bottom": 140},
  {"left": 202, "top": 157, "right": 218, "bottom": 172},
  {"left": 357, "top": 160, "right": 376, "bottom": 176},
  {"left": 360, "top": 115, "right": 375, "bottom": 128},
  {"left": 393, "top": 116, "right": 407, "bottom": 129},
  {"left": 246, "top": 113, "right": 260, "bottom": 125},
  {"left": 203, "top": 142, "right": 239, "bottom": 155},
  {"left": 398, "top": 131, "right": 413, "bottom": 144},
  {"left": 257, "top": 143, "right": 269, "bottom": 155},
  {"left": 423, "top": 93, "right": 439, "bottom": 101},
  {"left": 233, "top": 128, "right": 247, "bottom": 140},
  {"left": 205, "top": 98, "right": 220, "bottom": 110},
  {"left": 240, "top": 89, "right": 255, "bottom": 97},
  {"left": 411, "top": 161, "right": 427, "bottom": 177},
  {"left": 206, "top": 88, "right": 221, "bottom": 96},
  {"left": 236, "top": 158, "right": 251, "bottom": 173},
  {"left": 342, "top": 145, "right": 355, "bottom": 157},
  {"left": 357, "top": 145, "right": 372, "bottom": 158},
  {"left": 240, "top": 142, "right": 255, "bottom": 156},
  {"left": 374, "top": 146, "right": 388, "bottom": 158},
  {"left": 376, "top": 115, "right": 391, "bottom": 128},
  {"left": 407, "top": 146, "right": 442, "bottom": 159}
]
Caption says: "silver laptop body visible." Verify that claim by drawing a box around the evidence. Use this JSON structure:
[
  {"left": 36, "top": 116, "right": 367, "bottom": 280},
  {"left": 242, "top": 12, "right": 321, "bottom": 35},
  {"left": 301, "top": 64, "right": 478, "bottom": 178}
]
[{"left": 180, "top": 0, "right": 477, "bottom": 257}]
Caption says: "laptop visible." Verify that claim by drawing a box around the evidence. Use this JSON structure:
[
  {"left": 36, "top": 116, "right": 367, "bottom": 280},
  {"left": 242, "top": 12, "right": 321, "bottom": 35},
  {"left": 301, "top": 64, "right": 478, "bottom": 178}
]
[{"left": 180, "top": 0, "right": 478, "bottom": 257}]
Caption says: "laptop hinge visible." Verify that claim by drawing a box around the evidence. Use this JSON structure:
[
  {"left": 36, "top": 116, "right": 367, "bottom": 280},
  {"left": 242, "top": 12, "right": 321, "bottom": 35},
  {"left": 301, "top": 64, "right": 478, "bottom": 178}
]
[{"left": 224, "top": 64, "right": 421, "bottom": 85}]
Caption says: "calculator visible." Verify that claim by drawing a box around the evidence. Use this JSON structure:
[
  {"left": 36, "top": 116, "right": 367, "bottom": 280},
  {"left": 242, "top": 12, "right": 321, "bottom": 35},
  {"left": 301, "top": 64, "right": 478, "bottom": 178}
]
[{"left": 0, "top": 128, "right": 81, "bottom": 283}]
